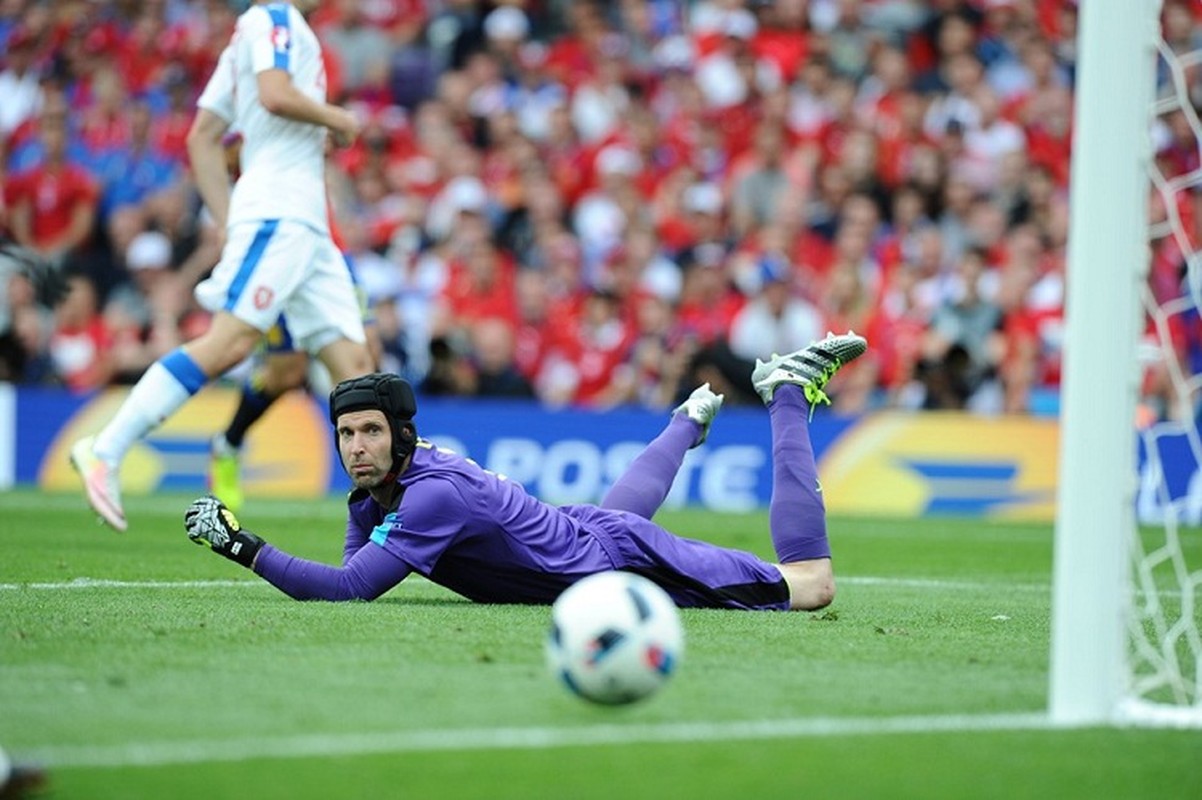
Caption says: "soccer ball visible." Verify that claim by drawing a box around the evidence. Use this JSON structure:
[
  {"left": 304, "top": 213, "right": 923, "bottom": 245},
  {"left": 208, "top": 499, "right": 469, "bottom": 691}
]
[{"left": 545, "top": 571, "right": 684, "bottom": 706}]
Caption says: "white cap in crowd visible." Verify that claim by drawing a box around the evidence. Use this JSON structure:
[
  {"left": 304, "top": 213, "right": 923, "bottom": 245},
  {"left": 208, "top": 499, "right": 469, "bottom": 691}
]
[
  {"left": 722, "top": 8, "right": 758, "bottom": 40},
  {"left": 683, "top": 182, "right": 724, "bottom": 216},
  {"left": 484, "top": 6, "right": 530, "bottom": 41},
  {"left": 126, "top": 231, "right": 172, "bottom": 271},
  {"left": 595, "top": 145, "right": 642, "bottom": 177},
  {"left": 653, "top": 35, "right": 696, "bottom": 72},
  {"left": 426, "top": 175, "right": 490, "bottom": 240}
]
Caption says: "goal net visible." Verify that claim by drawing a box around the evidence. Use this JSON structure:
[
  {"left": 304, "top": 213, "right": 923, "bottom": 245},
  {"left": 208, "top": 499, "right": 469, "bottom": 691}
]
[{"left": 1050, "top": 0, "right": 1202, "bottom": 727}]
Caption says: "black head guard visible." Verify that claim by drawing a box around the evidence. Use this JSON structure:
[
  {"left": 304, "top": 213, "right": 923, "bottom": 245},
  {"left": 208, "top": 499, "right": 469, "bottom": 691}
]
[{"left": 329, "top": 373, "right": 418, "bottom": 475}]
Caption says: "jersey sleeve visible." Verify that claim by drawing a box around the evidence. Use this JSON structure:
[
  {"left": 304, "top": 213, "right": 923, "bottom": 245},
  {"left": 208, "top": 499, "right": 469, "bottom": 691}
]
[
  {"left": 196, "top": 45, "right": 236, "bottom": 122},
  {"left": 369, "top": 478, "right": 469, "bottom": 574},
  {"left": 342, "top": 502, "right": 371, "bottom": 566},
  {"left": 243, "top": 4, "right": 294, "bottom": 75},
  {"left": 253, "top": 541, "right": 413, "bottom": 601}
]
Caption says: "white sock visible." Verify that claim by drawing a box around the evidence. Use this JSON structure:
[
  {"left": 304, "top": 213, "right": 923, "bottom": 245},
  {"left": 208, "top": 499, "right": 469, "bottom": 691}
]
[{"left": 93, "top": 354, "right": 206, "bottom": 464}]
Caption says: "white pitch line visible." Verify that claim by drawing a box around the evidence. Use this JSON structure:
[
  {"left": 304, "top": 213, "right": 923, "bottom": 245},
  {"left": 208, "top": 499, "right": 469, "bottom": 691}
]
[
  {"left": 20, "top": 712, "right": 1054, "bottom": 768},
  {"left": 0, "top": 578, "right": 268, "bottom": 591},
  {"left": 842, "top": 576, "right": 1050, "bottom": 593}
]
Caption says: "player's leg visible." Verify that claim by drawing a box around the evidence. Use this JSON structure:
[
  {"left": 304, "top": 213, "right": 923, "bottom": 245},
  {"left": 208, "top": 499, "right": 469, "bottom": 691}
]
[
  {"left": 568, "top": 505, "right": 792, "bottom": 610},
  {"left": 70, "top": 310, "right": 261, "bottom": 531},
  {"left": 288, "top": 239, "right": 373, "bottom": 383},
  {"left": 224, "top": 349, "right": 310, "bottom": 451},
  {"left": 600, "top": 383, "right": 724, "bottom": 519},
  {"left": 752, "top": 332, "right": 867, "bottom": 610},
  {"left": 315, "top": 337, "right": 374, "bottom": 383},
  {"left": 209, "top": 335, "right": 309, "bottom": 511},
  {"left": 344, "top": 249, "right": 383, "bottom": 370},
  {"left": 71, "top": 220, "right": 311, "bottom": 530}
]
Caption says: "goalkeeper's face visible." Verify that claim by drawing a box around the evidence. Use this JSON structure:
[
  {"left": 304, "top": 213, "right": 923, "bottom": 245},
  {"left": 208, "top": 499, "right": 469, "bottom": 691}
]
[{"left": 336, "top": 409, "right": 395, "bottom": 489}]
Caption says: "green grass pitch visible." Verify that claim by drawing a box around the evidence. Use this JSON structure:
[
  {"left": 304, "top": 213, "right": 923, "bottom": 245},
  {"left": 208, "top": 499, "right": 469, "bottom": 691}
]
[{"left": 1, "top": 488, "right": 1199, "bottom": 799}]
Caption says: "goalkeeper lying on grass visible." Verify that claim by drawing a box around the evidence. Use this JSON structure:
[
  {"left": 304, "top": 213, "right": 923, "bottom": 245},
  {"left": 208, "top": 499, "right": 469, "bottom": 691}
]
[{"left": 185, "top": 333, "right": 866, "bottom": 611}]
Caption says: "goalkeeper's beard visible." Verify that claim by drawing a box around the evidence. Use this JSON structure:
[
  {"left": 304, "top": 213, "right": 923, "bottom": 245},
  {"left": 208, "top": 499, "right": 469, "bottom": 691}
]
[{"left": 346, "top": 459, "right": 396, "bottom": 490}]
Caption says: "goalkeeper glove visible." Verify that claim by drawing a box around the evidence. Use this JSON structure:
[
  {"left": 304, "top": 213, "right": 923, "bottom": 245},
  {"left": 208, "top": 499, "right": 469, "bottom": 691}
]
[{"left": 184, "top": 496, "right": 264, "bottom": 568}]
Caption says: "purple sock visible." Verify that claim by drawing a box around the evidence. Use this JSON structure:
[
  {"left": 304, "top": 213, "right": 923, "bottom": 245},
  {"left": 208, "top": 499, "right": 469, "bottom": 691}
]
[
  {"left": 601, "top": 414, "right": 699, "bottom": 519},
  {"left": 768, "top": 384, "right": 830, "bottom": 562}
]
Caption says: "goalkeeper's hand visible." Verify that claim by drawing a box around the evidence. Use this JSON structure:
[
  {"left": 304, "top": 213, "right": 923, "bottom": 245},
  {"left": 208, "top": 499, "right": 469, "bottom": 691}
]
[{"left": 184, "top": 496, "right": 265, "bottom": 568}]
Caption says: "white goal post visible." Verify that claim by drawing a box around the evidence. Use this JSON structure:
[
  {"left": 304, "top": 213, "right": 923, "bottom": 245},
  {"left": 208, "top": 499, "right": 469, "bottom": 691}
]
[{"left": 1051, "top": 0, "right": 1202, "bottom": 727}]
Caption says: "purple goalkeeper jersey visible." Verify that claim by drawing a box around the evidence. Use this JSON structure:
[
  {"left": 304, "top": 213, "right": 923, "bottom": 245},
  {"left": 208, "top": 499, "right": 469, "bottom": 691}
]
[
  {"left": 254, "top": 442, "right": 790, "bottom": 610},
  {"left": 353, "top": 443, "right": 620, "bottom": 603}
]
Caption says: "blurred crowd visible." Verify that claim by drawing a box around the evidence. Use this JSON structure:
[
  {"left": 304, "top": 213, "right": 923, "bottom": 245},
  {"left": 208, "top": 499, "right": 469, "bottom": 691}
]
[{"left": 1, "top": 0, "right": 1198, "bottom": 414}]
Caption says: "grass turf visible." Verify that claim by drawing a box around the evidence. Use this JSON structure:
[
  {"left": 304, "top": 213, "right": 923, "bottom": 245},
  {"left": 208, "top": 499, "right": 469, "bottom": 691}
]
[{"left": 0, "top": 489, "right": 1199, "bottom": 799}]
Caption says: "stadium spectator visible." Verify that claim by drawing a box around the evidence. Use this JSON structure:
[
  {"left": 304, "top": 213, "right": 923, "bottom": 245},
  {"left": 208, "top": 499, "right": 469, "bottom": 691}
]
[
  {"left": 424, "top": 0, "right": 489, "bottom": 75},
  {"left": 1015, "top": 44, "right": 1073, "bottom": 186},
  {"left": 728, "top": 253, "right": 823, "bottom": 366},
  {"left": 504, "top": 40, "right": 569, "bottom": 145},
  {"left": 104, "top": 98, "right": 179, "bottom": 204},
  {"left": 0, "top": 242, "right": 57, "bottom": 385},
  {"left": 148, "top": 66, "right": 196, "bottom": 164},
  {"left": 439, "top": 236, "right": 520, "bottom": 332},
  {"left": 465, "top": 315, "right": 535, "bottom": 399},
  {"left": 420, "top": 329, "right": 475, "bottom": 397},
  {"left": 77, "top": 66, "right": 133, "bottom": 158},
  {"left": 511, "top": 266, "right": 556, "bottom": 386},
  {"left": 729, "top": 119, "right": 794, "bottom": 236},
  {"left": 5, "top": 87, "right": 79, "bottom": 174},
  {"left": 821, "top": 0, "right": 875, "bottom": 80},
  {"left": 103, "top": 230, "right": 184, "bottom": 384},
  {"left": 538, "top": 288, "right": 637, "bottom": 408},
  {"left": 676, "top": 244, "right": 742, "bottom": 349},
  {"left": 570, "top": 32, "right": 632, "bottom": 144},
  {"left": 48, "top": 272, "right": 113, "bottom": 393},
  {"left": 572, "top": 143, "right": 643, "bottom": 278},
  {"left": 912, "top": 7, "right": 980, "bottom": 94},
  {"left": 976, "top": 0, "right": 1041, "bottom": 100},
  {"left": 481, "top": 5, "right": 531, "bottom": 80},
  {"left": 184, "top": 336, "right": 867, "bottom": 608},
  {"left": 917, "top": 246, "right": 1005, "bottom": 411},
  {"left": 867, "top": 259, "right": 931, "bottom": 407},
  {"left": 0, "top": 26, "right": 44, "bottom": 146},
  {"left": 2, "top": 108, "right": 100, "bottom": 264},
  {"left": 314, "top": 0, "right": 393, "bottom": 98},
  {"left": 628, "top": 292, "right": 689, "bottom": 408}
]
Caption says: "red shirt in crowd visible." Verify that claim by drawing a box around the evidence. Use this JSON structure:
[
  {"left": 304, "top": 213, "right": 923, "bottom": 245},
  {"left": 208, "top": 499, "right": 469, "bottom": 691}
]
[
  {"left": 49, "top": 317, "right": 113, "bottom": 393},
  {"left": 3, "top": 163, "right": 99, "bottom": 250}
]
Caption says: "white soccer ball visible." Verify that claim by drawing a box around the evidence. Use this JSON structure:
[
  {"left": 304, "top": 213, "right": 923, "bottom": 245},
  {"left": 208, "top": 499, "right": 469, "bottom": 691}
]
[{"left": 545, "top": 571, "right": 684, "bottom": 705}]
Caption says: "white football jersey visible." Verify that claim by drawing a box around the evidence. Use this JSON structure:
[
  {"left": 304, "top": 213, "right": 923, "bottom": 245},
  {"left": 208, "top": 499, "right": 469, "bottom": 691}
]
[
  {"left": 197, "top": 44, "right": 236, "bottom": 124},
  {"left": 198, "top": 2, "right": 329, "bottom": 232}
]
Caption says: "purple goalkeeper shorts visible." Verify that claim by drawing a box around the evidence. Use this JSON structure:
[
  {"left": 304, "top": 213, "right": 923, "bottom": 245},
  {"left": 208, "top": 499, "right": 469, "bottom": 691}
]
[{"left": 563, "top": 505, "right": 791, "bottom": 611}]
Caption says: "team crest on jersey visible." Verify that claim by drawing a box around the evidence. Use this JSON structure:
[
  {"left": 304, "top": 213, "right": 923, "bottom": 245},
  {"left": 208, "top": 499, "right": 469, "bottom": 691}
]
[
  {"left": 270, "top": 25, "right": 290, "bottom": 53},
  {"left": 254, "top": 286, "right": 275, "bottom": 310}
]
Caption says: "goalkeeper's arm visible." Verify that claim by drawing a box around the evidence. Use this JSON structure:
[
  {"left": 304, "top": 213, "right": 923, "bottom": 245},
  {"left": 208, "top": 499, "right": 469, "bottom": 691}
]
[{"left": 183, "top": 497, "right": 412, "bottom": 600}]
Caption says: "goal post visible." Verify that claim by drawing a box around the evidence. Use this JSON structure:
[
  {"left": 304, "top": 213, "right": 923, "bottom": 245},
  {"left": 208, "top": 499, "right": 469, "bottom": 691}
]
[
  {"left": 1051, "top": 0, "right": 1202, "bottom": 727},
  {"left": 1049, "top": 0, "right": 1156, "bottom": 725}
]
